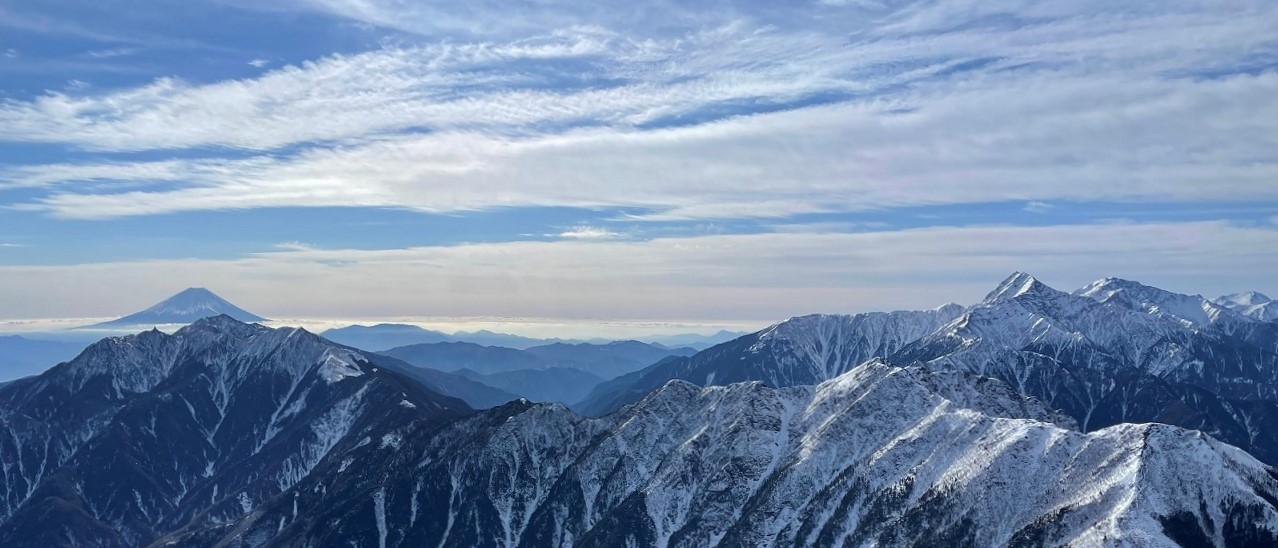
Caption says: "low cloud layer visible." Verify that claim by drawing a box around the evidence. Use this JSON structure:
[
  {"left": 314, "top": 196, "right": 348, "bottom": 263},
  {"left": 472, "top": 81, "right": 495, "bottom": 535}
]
[{"left": 1, "top": 221, "right": 1273, "bottom": 321}]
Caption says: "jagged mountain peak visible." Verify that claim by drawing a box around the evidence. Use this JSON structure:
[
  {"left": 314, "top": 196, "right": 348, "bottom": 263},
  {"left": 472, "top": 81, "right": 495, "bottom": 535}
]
[
  {"left": 763, "top": 304, "right": 965, "bottom": 339},
  {"left": 948, "top": 275, "right": 1080, "bottom": 341},
  {"left": 1075, "top": 275, "right": 1171, "bottom": 301},
  {"left": 1215, "top": 291, "right": 1278, "bottom": 322},
  {"left": 982, "top": 271, "right": 1059, "bottom": 303},
  {"left": 45, "top": 316, "right": 383, "bottom": 411},
  {"left": 1218, "top": 291, "right": 1273, "bottom": 306},
  {"left": 752, "top": 309, "right": 967, "bottom": 366},
  {"left": 1074, "top": 276, "right": 1235, "bottom": 328},
  {"left": 178, "top": 313, "right": 271, "bottom": 337}
]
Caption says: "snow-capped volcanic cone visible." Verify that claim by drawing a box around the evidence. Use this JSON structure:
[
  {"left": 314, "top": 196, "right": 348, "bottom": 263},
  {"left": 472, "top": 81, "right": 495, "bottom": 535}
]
[{"left": 84, "top": 287, "right": 267, "bottom": 328}]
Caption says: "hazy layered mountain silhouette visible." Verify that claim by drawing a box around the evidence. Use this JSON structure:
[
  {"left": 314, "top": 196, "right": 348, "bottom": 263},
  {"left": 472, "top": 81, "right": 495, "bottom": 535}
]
[
  {"left": 0, "top": 335, "right": 84, "bottom": 381},
  {"left": 454, "top": 366, "right": 605, "bottom": 405},
  {"left": 380, "top": 341, "right": 540, "bottom": 375},
  {"left": 319, "top": 324, "right": 599, "bottom": 352},
  {"left": 321, "top": 324, "right": 738, "bottom": 352},
  {"left": 641, "top": 329, "right": 749, "bottom": 350},
  {"left": 383, "top": 360, "right": 521, "bottom": 409},
  {"left": 522, "top": 340, "right": 697, "bottom": 379},
  {"left": 383, "top": 340, "right": 695, "bottom": 378},
  {"left": 319, "top": 324, "right": 455, "bottom": 351},
  {"left": 383, "top": 340, "right": 696, "bottom": 403}
]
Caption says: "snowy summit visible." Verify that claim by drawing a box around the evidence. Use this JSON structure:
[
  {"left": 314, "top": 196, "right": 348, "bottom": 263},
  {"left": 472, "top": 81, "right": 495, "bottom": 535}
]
[{"left": 85, "top": 287, "right": 267, "bottom": 328}]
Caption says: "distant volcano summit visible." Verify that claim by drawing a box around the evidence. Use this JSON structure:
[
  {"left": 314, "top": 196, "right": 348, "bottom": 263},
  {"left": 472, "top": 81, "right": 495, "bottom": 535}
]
[{"left": 86, "top": 288, "right": 267, "bottom": 328}]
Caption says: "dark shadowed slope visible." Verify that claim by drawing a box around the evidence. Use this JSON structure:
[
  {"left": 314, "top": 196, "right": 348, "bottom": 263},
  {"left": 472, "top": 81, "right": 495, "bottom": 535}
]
[
  {"left": 0, "top": 316, "right": 470, "bottom": 547},
  {"left": 455, "top": 367, "right": 605, "bottom": 405}
]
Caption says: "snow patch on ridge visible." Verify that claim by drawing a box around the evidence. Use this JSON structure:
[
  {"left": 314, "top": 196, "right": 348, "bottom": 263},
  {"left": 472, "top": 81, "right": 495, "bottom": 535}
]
[{"left": 317, "top": 350, "right": 365, "bottom": 384}]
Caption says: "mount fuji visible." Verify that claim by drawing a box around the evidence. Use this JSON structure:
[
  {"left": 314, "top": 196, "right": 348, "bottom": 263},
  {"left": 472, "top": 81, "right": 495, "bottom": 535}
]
[{"left": 85, "top": 288, "right": 267, "bottom": 328}]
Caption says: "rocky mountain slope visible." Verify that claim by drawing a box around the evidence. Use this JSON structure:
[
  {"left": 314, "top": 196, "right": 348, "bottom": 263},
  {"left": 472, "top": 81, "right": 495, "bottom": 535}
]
[
  {"left": 580, "top": 274, "right": 1278, "bottom": 468},
  {"left": 169, "top": 361, "right": 1278, "bottom": 547},
  {"left": 899, "top": 273, "right": 1278, "bottom": 464},
  {"left": 0, "top": 316, "right": 470, "bottom": 547},
  {"left": 1216, "top": 292, "right": 1278, "bottom": 322},
  {"left": 576, "top": 305, "right": 964, "bottom": 415}
]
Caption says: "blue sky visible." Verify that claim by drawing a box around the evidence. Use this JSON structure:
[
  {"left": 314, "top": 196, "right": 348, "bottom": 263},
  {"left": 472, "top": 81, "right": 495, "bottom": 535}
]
[{"left": 0, "top": 0, "right": 1276, "bottom": 324}]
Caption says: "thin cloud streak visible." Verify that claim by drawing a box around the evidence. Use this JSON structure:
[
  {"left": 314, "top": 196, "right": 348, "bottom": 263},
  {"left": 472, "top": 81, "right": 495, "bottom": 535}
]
[{"left": 557, "top": 226, "right": 623, "bottom": 240}]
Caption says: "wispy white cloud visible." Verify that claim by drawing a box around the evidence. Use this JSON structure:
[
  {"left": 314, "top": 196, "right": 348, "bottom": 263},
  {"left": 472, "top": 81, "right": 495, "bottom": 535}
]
[
  {"left": 10, "top": 70, "right": 1278, "bottom": 220},
  {"left": 0, "top": 4, "right": 237, "bottom": 52},
  {"left": 85, "top": 47, "right": 140, "bottom": 59},
  {"left": 0, "top": 221, "right": 1274, "bottom": 320},
  {"left": 0, "top": 5, "right": 132, "bottom": 43},
  {"left": 765, "top": 221, "right": 882, "bottom": 233},
  {"left": 0, "top": 22, "right": 933, "bottom": 153},
  {"left": 0, "top": 0, "right": 1274, "bottom": 226},
  {"left": 557, "top": 226, "right": 622, "bottom": 240},
  {"left": 247, "top": 58, "right": 270, "bottom": 68},
  {"left": 1, "top": 3, "right": 1273, "bottom": 153},
  {"left": 273, "top": 241, "right": 318, "bottom": 251},
  {"left": 1024, "top": 201, "right": 1053, "bottom": 213},
  {"left": 266, "top": 0, "right": 742, "bottom": 38}
]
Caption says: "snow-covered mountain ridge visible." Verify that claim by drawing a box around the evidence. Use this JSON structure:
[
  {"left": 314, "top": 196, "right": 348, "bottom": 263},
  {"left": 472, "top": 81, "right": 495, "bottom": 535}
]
[
  {"left": 898, "top": 273, "right": 1278, "bottom": 464},
  {"left": 582, "top": 273, "right": 1278, "bottom": 469},
  {"left": 171, "top": 360, "right": 1278, "bottom": 547},
  {"left": 1216, "top": 291, "right": 1278, "bottom": 322},
  {"left": 0, "top": 316, "right": 470, "bottom": 546},
  {"left": 576, "top": 304, "right": 964, "bottom": 415}
]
